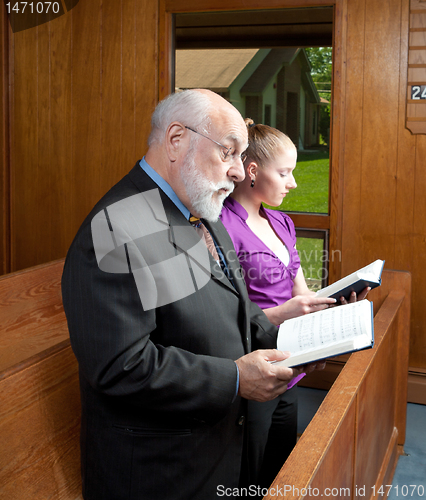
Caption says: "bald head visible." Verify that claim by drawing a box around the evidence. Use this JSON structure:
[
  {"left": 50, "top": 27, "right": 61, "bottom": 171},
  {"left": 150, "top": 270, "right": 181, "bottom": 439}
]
[
  {"left": 195, "top": 88, "right": 243, "bottom": 122},
  {"left": 145, "top": 89, "right": 247, "bottom": 221},
  {"left": 148, "top": 89, "right": 245, "bottom": 146}
]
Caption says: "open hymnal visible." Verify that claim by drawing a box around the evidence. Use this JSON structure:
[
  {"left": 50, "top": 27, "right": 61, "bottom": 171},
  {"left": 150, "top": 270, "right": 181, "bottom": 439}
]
[
  {"left": 315, "top": 259, "right": 385, "bottom": 301},
  {"left": 273, "top": 299, "right": 374, "bottom": 368}
]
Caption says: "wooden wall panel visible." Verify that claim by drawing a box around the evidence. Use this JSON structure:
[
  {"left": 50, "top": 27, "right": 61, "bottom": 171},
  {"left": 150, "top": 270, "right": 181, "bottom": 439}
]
[
  {"left": 355, "top": 322, "right": 398, "bottom": 494},
  {"left": 50, "top": 14, "right": 72, "bottom": 263},
  {"left": 395, "top": 0, "right": 425, "bottom": 370},
  {"left": 358, "top": 0, "right": 400, "bottom": 265},
  {"left": 343, "top": 0, "right": 400, "bottom": 271},
  {"left": 1, "top": 9, "right": 9, "bottom": 275},
  {"left": 327, "top": 0, "right": 345, "bottom": 285},
  {"left": 307, "top": 404, "right": 355, "bottom": 499},
  {"left": 341, "top": 0, "right": 426, "bottom": 374},
  {"left": 0, "top": 343, "right": 81, "bottom": 500},
  {"left": 9, "top": 23, "right": 37, "bottom": 270},
  {"left": 341, "top": 0, "right": 366, "bottom": 272},
  {"left": 410, "top": 135, "right": 426, "bottom": 368},
  {"left": 3, "top": 0, "right": 426, "bottom": 376},
  {"left": 70, "top": 0, "right": 102, "bottom": 248},
  {"left": 6, "top": 0, "right": 158, "bottom": 273},
  {"left": 395, "top": 0, "right": 416, "bottom": 314}
]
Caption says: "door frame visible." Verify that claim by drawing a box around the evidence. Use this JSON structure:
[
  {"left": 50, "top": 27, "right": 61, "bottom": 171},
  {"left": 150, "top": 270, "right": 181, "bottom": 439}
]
[{"left": 158, "top": 0, "right": 346, "bottom": 285}]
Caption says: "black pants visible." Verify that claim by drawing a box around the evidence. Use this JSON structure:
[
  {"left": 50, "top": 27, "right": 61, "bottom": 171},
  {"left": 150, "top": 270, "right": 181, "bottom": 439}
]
[{"left": 247, "top": 386, "right": 298, "bottom": 490}]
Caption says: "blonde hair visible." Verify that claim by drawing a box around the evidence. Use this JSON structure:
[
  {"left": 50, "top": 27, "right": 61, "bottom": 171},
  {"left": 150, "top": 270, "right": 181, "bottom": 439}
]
[{"left": 244, "top": 118, "right": 296, "bottom": 167}]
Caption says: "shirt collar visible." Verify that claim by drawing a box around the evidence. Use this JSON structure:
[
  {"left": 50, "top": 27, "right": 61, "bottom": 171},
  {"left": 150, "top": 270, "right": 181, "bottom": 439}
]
[
  {"left": 223, "top": 196, "right": 281, "bottom": 225},
  {"left": 223, "top": 196, "right": 249, "bottom": 221},
  {"left": 139, "top": 157, "right": 191, "bottom": 221}
]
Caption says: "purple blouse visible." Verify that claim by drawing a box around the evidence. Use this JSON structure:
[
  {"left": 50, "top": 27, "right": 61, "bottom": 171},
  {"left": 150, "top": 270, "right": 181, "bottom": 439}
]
[
  {"left": 221, "top": 198, "right": 305, "bottom": 387},
  {"left": 220, "top": 197, "right": 301, "bottom": 310}
]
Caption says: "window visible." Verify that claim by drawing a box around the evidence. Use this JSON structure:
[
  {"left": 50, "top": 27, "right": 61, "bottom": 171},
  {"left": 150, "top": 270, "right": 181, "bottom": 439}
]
[{"left": 174, "top": 8, "right": 333, "bottom": 289}]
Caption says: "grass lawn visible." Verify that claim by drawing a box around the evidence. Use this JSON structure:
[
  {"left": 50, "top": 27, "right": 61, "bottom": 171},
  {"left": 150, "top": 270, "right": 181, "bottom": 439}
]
[
  {"left": 265, "top": 150, "right": 329, "bottom": 214},
  {"left": 296, "top": 237, "right": 327, "bottom": 288}
]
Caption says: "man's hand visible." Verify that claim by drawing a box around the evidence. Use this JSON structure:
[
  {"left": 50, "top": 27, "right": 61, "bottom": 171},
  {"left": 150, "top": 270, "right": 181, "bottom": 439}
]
[
  {"left": 339, "top": 286, "right": 371, "bottom": 305},
  {"left": 235, "top": 349, "right": 305, "bottom": 402}
]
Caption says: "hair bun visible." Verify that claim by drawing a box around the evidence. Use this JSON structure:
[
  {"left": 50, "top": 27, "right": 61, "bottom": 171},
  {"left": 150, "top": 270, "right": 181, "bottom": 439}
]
[{"left": 245, "top": 118, "right": 256, "bottom": 128}]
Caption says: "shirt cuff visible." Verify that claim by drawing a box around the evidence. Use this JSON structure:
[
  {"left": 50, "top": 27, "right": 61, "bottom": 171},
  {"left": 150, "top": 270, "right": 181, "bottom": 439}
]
[{"left": 233, "top": 362, "right": 240, "bottom": 402}]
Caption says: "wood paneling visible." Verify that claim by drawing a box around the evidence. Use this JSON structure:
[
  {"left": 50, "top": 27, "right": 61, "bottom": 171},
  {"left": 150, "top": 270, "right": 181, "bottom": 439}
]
[
  {"left": 6, "top": 0, "right": 158, "bottom": 272},
  {"left": 340, "top": 0, "right": 426, "bottom": 373},
  {"left": 0, "top": 264, "right": 405, "bottom": 499},
  {"left": 0, "top": 259, "right": 67, "bottom": 374},
  {"left": 264, "top": 271, "right": 410, "bottom": 499},
  {"left": 410, "top": 135, "right": 426, "bottom": 368},
  {"left": 328, "top": 0, "right": 345, "bottom": 285},
  {"left": 0, "top": 259, "right": 81, "bottom": 499},
  {"left": 175, "top": 9, "right": 333, "bottom": 49},
  {"left": 3, "top": 0, "right": 426, "bottom": 382},
  {"left": 396, "top": 1, "right": 417, "bottom": 366},
  {"left": 0, "top": 342, "right": 81, "bottom": 500},
  {"left": 355, "top": 321, "right": 398, "bottom": 492},
  {"left": 407, "top": 0, "right": 426, "bottom": 134},
  {"left": 288, "top": 212, "right": 329, "bottom": 230},
  {"left": 165, "top": 0, "right": 336, "bottom": 11},
  {"left": 1, "top": 8, "right": 10, "bottom": 275}
]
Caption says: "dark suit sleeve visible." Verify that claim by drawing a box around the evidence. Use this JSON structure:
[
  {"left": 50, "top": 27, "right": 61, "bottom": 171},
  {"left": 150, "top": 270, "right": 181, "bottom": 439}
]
[{"left": 62, "top": 220, "right": 239, "bottom": 426}]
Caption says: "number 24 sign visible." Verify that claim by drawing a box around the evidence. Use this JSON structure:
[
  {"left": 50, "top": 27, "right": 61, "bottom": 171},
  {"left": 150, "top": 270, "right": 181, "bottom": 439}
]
[{"left": 411, "top": 85, "right": 426, "bottom": 99}]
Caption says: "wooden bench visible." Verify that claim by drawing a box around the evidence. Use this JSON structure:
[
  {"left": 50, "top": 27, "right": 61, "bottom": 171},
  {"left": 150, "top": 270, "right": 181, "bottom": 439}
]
[
  {"left": 0, "top": 262, "right": 410, "bottom": 500},
  {"left": 0, "top": 259, "right": 82, "bottom": 500},
  {"left": 264, "top": 269, "right": 411, "bottom": 500}
]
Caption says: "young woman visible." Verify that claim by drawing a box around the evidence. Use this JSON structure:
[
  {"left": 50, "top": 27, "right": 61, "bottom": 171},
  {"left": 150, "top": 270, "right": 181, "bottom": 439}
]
[{"left": 220, "top": 120, "right": 367, "bottom": 489}]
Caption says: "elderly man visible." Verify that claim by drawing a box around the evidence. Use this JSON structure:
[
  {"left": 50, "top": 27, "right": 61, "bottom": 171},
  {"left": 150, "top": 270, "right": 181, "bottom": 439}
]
[{"left": 62, "top": 89, "right": 306, "bottom": 499}]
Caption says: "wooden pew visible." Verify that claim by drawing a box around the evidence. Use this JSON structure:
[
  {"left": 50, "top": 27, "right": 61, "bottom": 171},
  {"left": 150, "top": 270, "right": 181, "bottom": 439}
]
[
  {"left": 0, "top": 259, "right": 82, "bottom": 500},
  {"left": 0, "top": 262, "right": 410, "bottom": 500},
  {"left": 264, "top": 269, "right": 411, "bottom": 500}
]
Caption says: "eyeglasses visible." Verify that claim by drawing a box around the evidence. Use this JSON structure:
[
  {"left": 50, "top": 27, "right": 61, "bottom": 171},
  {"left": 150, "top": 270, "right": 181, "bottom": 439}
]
[{"left": 185, "top": 126, "right": 247, "bottom": 163}]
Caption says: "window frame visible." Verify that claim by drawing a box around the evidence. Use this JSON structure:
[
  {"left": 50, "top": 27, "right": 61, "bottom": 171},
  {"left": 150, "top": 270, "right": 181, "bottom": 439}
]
[{"left": 159, "top": 0, "right": 344, "bottom": 286}]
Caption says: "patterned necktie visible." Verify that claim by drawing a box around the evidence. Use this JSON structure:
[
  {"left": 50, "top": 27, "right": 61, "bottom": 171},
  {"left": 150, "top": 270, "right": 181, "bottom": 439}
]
[{"left": 189, "top": 216, "right": 220, "bottom": 262}]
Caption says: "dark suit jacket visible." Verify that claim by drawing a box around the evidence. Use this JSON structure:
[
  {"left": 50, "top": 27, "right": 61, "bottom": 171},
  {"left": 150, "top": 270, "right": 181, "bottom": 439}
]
[{"left": 61, "top": 163, "right": 278, "bottom": 500}]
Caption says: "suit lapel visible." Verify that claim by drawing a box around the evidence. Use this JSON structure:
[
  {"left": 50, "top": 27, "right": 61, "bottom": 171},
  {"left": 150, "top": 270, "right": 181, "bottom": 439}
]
[
  {"left": 206, "top": 219, "right": 252, "bottom": 354},
  {"left": 171, "top": 211, "right": 238, "bottom": 294},
  {"left": 204, "top": 220, "right": 245, "bottom": 296},
  {"left": 128, "top": 164, "right": 238, "bottom": 294}
]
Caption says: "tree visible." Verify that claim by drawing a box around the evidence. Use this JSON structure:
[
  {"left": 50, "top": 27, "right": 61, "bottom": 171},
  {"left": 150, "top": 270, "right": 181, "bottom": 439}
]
[{"left": 305, "top": 47, "right": 332, "bottom": 146}]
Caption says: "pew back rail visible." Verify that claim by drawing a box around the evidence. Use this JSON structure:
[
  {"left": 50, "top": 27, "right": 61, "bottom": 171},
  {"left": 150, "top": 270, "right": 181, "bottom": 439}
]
[
  {"left": 0, "top": 259, "right": 82, "bottom": 500},
  {"left": 264, "top": 269, "right": 411, "bottom": 500},
  {"left": 0, "top": 262, "right": 410, "bottom": 500}
]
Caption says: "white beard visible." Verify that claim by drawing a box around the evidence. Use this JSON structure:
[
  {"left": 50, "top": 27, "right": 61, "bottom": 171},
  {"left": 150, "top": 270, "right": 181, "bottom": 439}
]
[{"left": 181, "top": 150, "right": 234, "bottom": 222}]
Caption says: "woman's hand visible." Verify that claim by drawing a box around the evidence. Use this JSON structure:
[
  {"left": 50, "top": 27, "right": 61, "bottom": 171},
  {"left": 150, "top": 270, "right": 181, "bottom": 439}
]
[{"left": 263, "top": 294, "right": 337, "bottom": 324}]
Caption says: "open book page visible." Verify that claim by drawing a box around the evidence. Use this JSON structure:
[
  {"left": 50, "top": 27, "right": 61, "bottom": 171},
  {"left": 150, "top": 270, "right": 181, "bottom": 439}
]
[{"left": 275, "top": 300, "right": 373, "bottom": 367}]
